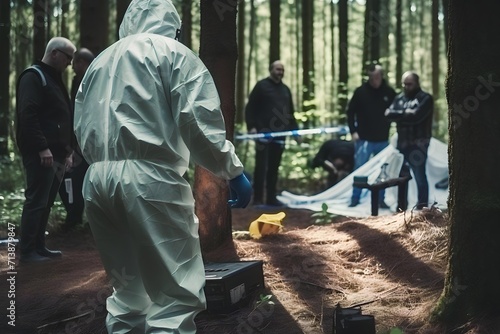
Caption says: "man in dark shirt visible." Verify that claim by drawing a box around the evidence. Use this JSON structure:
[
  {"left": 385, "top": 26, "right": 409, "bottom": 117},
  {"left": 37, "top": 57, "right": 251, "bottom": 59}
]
[
  {"left": 385, "top": 71, "right": 433, "bottom": 210},
  {"left": 16, "top": 37, "right": 76, "bottom": 263},
  {"left": 310, "top": 139, "right": 355, "bottom": 188},
  {"left": 347, "top": 64, "right": 396, "bottom": 208},
  {"left": 58, "top": 48, "right": 95, "bottom": 230},
  {"left": 245, "top": 60, "right": 301, "bottom": 206}
]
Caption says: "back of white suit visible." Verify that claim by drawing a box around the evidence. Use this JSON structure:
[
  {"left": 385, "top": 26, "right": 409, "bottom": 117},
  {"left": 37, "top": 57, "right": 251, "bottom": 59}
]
[{"left": 74, "top": 1, "right": 243, "bottom": 333}]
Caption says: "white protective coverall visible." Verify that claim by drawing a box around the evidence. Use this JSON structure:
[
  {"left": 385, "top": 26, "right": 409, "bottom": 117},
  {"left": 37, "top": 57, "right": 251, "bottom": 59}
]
[{"left": 74, "top": 0, "right": 244, "bottom": 333}]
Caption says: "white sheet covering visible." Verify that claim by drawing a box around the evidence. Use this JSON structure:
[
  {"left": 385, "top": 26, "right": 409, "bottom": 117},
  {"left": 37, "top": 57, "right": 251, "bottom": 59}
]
[{"left": 278, "top": 137, "right": 449, "bottom": 218}]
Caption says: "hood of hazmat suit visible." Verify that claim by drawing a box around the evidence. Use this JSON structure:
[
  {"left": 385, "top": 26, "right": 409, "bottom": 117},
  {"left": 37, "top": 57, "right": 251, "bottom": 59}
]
[{"left": 73, "top": 0, "right": 244, "bottom": 333}]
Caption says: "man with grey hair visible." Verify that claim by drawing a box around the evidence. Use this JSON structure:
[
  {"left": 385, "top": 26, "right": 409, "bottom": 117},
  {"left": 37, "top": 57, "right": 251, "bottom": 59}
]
[{"left": 16, "top": 36, "right": 76, "bottom": 263}]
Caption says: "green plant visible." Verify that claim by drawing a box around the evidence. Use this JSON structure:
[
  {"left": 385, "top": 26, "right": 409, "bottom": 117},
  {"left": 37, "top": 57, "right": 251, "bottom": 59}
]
[
  {"left": 255, "top": 294, "right": 274, "bottom": 307},
  {"left": 311, "top": 202, "right": 336, "bottom": 225}
]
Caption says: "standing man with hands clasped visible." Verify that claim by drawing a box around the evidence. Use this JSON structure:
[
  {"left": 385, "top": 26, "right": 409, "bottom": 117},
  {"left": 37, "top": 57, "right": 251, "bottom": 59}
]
[
  {"left": 58, "top": 48, "right": 95, "bottom": 231},
  {"left": 385, "top": 71, "right": 433, "bottom": 210},
  {"left": 16, "top": 37, "right": 76, "bottom": 263},
  {"left": 245, "top": 60, "right": 301, "bottom": 206},
  {"left": 74, "top": 0, "right": 251, "bottom": 332},
  {"left": 347, "top": 64, "right": 396, "bottom": 208}
]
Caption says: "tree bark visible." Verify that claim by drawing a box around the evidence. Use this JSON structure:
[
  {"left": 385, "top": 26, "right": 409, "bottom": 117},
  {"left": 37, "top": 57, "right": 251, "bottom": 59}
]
[
  {"left": 80, "top": 0, "right": 109, "bottom": 55},
  {"left": 245, "top": 0, "right": 256, "bottom": 97},
  {"left": 269, "top": 0, "right": 280, "bottom": 64},
  {"left": 60, "top": 0, "right": 69, "bottom": 38},
  {"left": 431, "top": 0, "right": 440, "bottom": 123},
  {"left": 33, "top": 0, "right": 48, "bottom": 62},
  {"left": 432, "top": 0, "right": 500, "bottom": 325},
  {"left": 236, "top": 0, "right": 245, "bottom": 123},
  {"left": 395, "top": 0, "right": 403, "bottom": 86},
  {"left": 0, "top": 0, "right": 10, "bottom": 156},
  {"left": 441, "top": 0, "right": 449, "bottom": 53},
  {"left": 330, "top": 1, "right": 336, "bottom": 115},
  {"left": 337, "top": 0, "right": 348, "bottom": 117},
  {"left": 301, "top": 0, "right": 315, "bottom": 118},
  {"left": 197, "top": 0, "right": 238, "bottom": 253}
]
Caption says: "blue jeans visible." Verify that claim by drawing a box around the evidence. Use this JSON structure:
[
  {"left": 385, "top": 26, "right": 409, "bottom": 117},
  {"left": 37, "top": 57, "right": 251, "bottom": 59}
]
[
  {"left": 399, "top": 143, "right": 429, "bottom": 208},
  {"left": 351, "top": 140, "right": 388, "bottom": 203}
]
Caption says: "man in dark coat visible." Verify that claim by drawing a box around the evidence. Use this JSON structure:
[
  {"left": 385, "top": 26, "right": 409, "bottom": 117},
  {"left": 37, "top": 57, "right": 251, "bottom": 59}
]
[
  {"left": 16, "top": 37, "right": 76, "bottom": 263},
  {"left": 385, "top": 71, "right": 433, "bottom": 209}
]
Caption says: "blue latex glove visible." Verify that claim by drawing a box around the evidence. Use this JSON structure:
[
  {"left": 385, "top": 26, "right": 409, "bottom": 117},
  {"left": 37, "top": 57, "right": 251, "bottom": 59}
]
[{"left": 228, "top": 173, "right": 252, "bottom": 208}]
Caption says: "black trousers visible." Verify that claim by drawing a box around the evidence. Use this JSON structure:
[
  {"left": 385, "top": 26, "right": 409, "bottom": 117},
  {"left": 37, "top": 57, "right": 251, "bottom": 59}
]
[
  {"left": 253, "top": 139, "right": 285, "bottom": 202},
  {"left": 20, "top": 153, "right": 65, "bottom": 255},
  {"left": 58, "top": 152, "right": 89, "bottom": 226}
]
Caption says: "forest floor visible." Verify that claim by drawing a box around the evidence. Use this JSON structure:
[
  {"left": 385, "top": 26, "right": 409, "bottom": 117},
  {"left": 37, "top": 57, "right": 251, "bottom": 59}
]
[{"left": 0, "top": 205, "right": 498, "bottom": 334}]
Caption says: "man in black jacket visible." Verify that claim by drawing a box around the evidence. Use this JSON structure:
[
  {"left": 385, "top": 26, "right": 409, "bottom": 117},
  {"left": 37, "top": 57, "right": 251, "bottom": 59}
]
[
  {"left": 16, "top": 37, "right": 76, "bottom": 263},
  {"left": 310, "top": 139, "right": 354, "bottom": 188},
  {"left": 245, "top": 60, "right": 301, "bottom": 206},
  {"left": 385, "top": 71, "right": 433, "bottom": 210},
  {"left": 347, "top": 64, "right": 396, "bottom": 207},
  {"left": 58, "top": 48, "right": 95, "bottom": 230}
]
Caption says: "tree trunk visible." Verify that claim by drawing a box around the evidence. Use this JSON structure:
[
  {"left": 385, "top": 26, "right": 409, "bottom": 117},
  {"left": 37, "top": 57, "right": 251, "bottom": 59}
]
[
  {"left": 337, "top": 0, "right": 348, "bottom": 117},
  {"left": 181, "top": 0, "right": 193, "bottom": 49},
  {"left": 301, "top": 0, "right": 315, "bottom": 119},
  {"left": 395, "top": 0, "right": 403, "bottom": 86},
  {"left": 431, "top": 0, "right": 440, "bottom": 123},
  {"left": 0, "top": 0, "right": 10, "bottom": 156},
  {"left": 269, "top": 0, "right": 280, "bottom": 63},
  {"left": 370, "top": 0, "right": 381, "bottom": 65},
  {"left": 245, "top": 0, "right": 256, "bottom": 97},
  {"left": 330, "top": 1, "right": 336, "bottom": 115},
  {"left": 197, "top": 0, "right": 238, "bottom": 253},
  {"left": 379, "top": 0, "right": 390, "bottom": 72},
  {"left": 116, "top": 0, "right": 131, "bottom": 40},
  {"left": 441, "top": 0, "right": 449, "bottom": 53},
  {"left": 236, "top": 0, "right": 245, "bottom": 123},
  {"left": 361, "top": 0, "right": 372, "bottom": 72},
  {"left": 61, "top": 0, "right": 69, "bottom": 38},
  {"left": 432, "top": 0, "right": 500, "bottom": 325},
  {"left": 80, "top": 0, "right": 109, "bottom": 55},
  {"left": 33, "top": 0, "right": 48, "bottom": 62}
]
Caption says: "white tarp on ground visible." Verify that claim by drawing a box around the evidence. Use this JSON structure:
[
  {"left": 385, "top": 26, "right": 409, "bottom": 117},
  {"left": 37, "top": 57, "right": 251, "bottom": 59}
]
[{"left": 278, "top": 137, "right": 449, "bottom": 218}]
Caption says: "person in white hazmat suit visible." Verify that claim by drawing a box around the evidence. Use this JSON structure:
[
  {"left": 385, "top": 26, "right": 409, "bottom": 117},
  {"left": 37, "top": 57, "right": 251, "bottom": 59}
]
[{"left": 73, "top": 0, "right": 252, "bottom": 333}]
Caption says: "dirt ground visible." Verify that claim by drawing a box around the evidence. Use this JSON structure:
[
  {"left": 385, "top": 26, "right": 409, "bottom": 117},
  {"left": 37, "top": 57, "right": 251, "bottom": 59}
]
[{"left": 0, "top": 205, "right": 493, "bottom": 334}]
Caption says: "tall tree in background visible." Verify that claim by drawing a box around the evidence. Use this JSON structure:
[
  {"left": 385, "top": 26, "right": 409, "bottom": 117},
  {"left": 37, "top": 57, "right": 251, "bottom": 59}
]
[
  {"left": 337, "top": 0, "right": 348, "bottom": 117},
  {"left": 329, "top": 1, "right": 336, "bottom": 114},
  {"left": 60, "top": 0, "right": 69, "bottom": 38},
  {"left": 395, "top": 0, "right": 403, "bottom": 86},
  {"left": 269, "top": 0, "right": 280, "bottom": 63},
  {"left": 80, "top": 0, "right": 109, "bottom": 55},
  {"left": 441, "top": 0, "right": 449, "bottom": 52},
  {"left": 245, "top": 0, "right": 256, "bottom": 97},
  {"left": 33, "top": 0, "right": 48, "bottom": 61},
  {"left": 301, "top": 0, "right": 315, "bottom": 117},
  {"left": 236, "top": 0, "right": 245, "bottom": 122},
  {"left": 431, "top": 0, "right": 440, "bottom": 123},
  {"left": 432, "top": 0, "right": 500, "bottom": 327},
  {"left": 181, "top": 0, "right": 193, "bottom": 49},
  {"left": 362, "top": 0, "right": 381, "bottom": 71},
  {"left": 116, "top": 0, "right": 131, "bottom": 40},
  {"left": 379, "top": 0, "right": 390, "bottom": 71},
  {"left": 197, "top": 0, "right": 238, "bottom": 252},
  {"left": 0, "top": 0, "right": 10, "bottom": 156}
]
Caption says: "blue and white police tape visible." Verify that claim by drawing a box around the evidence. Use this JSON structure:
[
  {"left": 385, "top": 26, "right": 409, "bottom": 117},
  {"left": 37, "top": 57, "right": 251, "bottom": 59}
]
[{"left": 234, "top": 125, "right": 349, "bottom": 141}]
